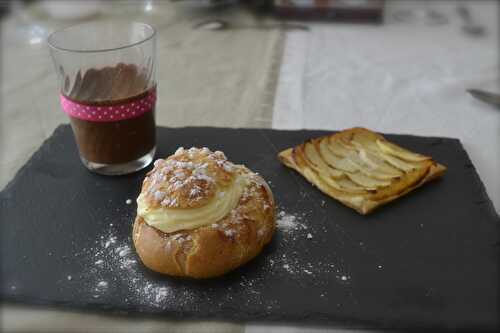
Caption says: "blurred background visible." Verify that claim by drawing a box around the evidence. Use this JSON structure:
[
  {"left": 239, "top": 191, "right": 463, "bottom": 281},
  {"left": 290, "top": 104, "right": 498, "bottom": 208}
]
[{"left": 1, "top": 0, "right": 499, "bottom": 332}]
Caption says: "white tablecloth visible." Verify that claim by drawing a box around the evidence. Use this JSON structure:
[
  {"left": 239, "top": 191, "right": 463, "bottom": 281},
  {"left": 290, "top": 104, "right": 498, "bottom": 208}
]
[{"left": 273, "top": 0, "right": 500, "bottom": 213}]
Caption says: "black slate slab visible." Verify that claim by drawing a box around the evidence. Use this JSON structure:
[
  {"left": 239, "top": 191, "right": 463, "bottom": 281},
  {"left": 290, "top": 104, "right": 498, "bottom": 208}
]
[{"left": 1, "top": 125, "right": 499, "bottom": 331}]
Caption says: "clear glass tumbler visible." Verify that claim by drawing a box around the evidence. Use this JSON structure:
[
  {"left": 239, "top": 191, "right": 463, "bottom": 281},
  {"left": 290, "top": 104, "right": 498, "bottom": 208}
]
[{"left": 48, "top": 21, "right": 157, "bottom": 175}]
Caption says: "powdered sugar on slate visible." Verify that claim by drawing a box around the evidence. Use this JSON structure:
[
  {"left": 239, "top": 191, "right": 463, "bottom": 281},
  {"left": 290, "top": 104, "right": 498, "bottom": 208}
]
[
  {"left": 67, "top": 203, "right": 351, "bottom": 310},
  {"left": 68, "top": 222, "right": 183, "bottom": 307},
  {"left": 276, "top": 210, "right": 308, "bottom": 233},
  {"left": 272, "top": 208, "right": 351, "bottom": 283}
]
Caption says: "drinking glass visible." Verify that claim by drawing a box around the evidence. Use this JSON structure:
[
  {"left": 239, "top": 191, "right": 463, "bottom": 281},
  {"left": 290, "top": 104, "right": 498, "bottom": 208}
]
[{"left": 48, "top": 21, "right": 157, "bottom": 175}]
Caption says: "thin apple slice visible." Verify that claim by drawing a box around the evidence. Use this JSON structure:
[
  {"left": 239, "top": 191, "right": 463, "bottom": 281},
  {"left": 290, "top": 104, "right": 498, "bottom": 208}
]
[
  {"left": 342, "top": 151, "right": 398, "bottom": 181},
  {"left": 305, "top": 140, "right": 344, "bottom": 178},
  {"left": 337, "top": 137, "right": 357, "bottom": 152},
  {"left": 346, "top": 172, "right": 391, "bottom": 189},
  {"left": 320, "top": 138, "right": 359, "bottom": 172},
  {"left": 292, "top": 146, "right": 308, "bottom": 170},
  {"left": 300, "top": 142, "right": 326, "bottom": 174},
  {"left": 357, "top": 147, "right": 385, "bottom": 168},
  {"left": 302, "top": 167, "right": 367, "bottom": 195},
  {"left": 297, "top": 144, "right": 364, "bottom": 194},
  {"left": 327, "top": 137, "right": 351, "bottom": 157},
  {"left": 350, "top": 137, "right": 405, "bottom": 178},
  {"left": 293, "top": 145, "right": 321, "bottom": 175},
  {"left": 300, "top": 141, "right": 353, "bottom": 192},
  {"left": 358, "top": 148, "right": 403, "bottom": 178},
  {"left": 320, "top": 174, "right": 356, "bottom": 193},
  {"left": 324, "top": 138, "right": 380, "bottom": 189},
  {"left": 302, "top": 140, "right": 321, "bottom": 168},
  {"left": 351, "top": 135, "right": 380, "bottom": 153},
  {"left": 335, "top": 177, "right": 368, "bottom": 193},
  {"left": 318, "top": 173, "right": 366, "bottom": 194},
  {"left": 376, "top": 139, "right": 430, "bottom": 162},
  {"left": 379, "top": 151, "right": 420, "bottom": 172}
]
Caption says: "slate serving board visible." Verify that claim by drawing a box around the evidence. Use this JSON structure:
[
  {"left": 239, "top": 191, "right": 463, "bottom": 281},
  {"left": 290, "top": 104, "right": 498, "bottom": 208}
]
[{"left": 1, "top": 125, "right": 499, "bottom": 331}]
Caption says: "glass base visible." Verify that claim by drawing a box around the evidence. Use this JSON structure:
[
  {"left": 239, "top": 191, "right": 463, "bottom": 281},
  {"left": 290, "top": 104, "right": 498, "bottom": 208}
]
[{"left": 80, "top": 146, "right": 156, "bottom": 176}]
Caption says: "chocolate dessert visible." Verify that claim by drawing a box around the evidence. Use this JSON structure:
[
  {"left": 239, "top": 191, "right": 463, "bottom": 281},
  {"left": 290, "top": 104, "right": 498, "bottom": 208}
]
[{"left": 64, "top": 63, "right": 156, "bottom": 165}]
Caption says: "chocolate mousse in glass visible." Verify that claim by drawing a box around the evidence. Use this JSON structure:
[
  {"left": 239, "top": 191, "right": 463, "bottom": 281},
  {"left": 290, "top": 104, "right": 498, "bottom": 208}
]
[{"left": 48, "top": 21, "right": 157, "bottom": 175}]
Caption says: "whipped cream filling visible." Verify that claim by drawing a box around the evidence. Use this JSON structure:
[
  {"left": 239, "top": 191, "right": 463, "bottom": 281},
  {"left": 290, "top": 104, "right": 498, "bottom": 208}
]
[{"left": 137, "top": 174, "right": 248, "bottom": 233}]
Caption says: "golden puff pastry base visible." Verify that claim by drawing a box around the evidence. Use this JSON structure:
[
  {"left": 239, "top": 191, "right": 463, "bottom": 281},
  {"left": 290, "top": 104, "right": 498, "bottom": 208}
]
[
  {"left": 278, "top": 127, "right": 446, "bottom": 215},
  {"left": 133, "top": 148, "right": 276, "bottom": 279}
]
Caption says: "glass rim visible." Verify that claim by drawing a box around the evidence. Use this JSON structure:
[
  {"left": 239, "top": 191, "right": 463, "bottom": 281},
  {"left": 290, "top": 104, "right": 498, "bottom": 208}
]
[{"left": 47, "top": 21, "right": 156, "bottom": 54}]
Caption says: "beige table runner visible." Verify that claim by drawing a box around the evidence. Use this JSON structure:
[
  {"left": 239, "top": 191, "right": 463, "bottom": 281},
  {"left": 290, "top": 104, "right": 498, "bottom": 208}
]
[
  {"left": 1, "top": 1, "right": 283, "bottom": 333},
  {"left": 0, "top": 0, "right": 283, "bottom": 188}
]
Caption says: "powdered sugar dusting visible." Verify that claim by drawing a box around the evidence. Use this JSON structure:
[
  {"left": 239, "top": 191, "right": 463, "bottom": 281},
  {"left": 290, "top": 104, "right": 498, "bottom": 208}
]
[
  {"left": 68, "top": 221, "right": 185, "bottom": 307},
  {"left": 276, "top": 210, "right": 308, "bottom": 233},
  {"left": 224, "top": 229, "right": 236, "bottom": 237},
  {"left": 97, "top": 281, "right": 108, "bottom": 288},
  {"left": 63, "top": 203, "right": 351, "bottom": 312},
  {"left": 271, "top": 207, "right": 352, "bottom": 285},
  {"left": 144, "top": 148, "right": 240, "bottom": 208}
]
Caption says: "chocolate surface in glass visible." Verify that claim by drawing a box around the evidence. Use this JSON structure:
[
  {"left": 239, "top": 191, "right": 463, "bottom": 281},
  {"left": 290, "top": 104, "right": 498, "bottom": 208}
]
[{"left": 66, "top": 63, "right": 156, "bottom": 164}]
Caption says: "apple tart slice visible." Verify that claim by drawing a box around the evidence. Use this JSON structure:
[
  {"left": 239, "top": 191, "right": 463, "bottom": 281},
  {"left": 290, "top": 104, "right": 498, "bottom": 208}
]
[{"left": 278, "top": 127, "right": 446, "bottom": 214}]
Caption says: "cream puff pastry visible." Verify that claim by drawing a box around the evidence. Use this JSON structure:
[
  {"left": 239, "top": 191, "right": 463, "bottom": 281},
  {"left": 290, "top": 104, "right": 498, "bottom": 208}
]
[{"left": 133, "top": 147, "right": 275, "bottom": 279}]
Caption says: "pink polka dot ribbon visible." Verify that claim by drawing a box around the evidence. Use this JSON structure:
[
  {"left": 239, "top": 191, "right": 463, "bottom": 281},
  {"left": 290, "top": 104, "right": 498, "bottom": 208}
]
[{"left": 60, "top": 88, "right": 156, "bottom": 122}]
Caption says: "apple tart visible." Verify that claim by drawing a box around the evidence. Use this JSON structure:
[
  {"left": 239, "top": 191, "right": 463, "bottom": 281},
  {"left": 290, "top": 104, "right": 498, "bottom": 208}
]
[{"left": 278, "top": 127, "right": 446, "bottom": 214}]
